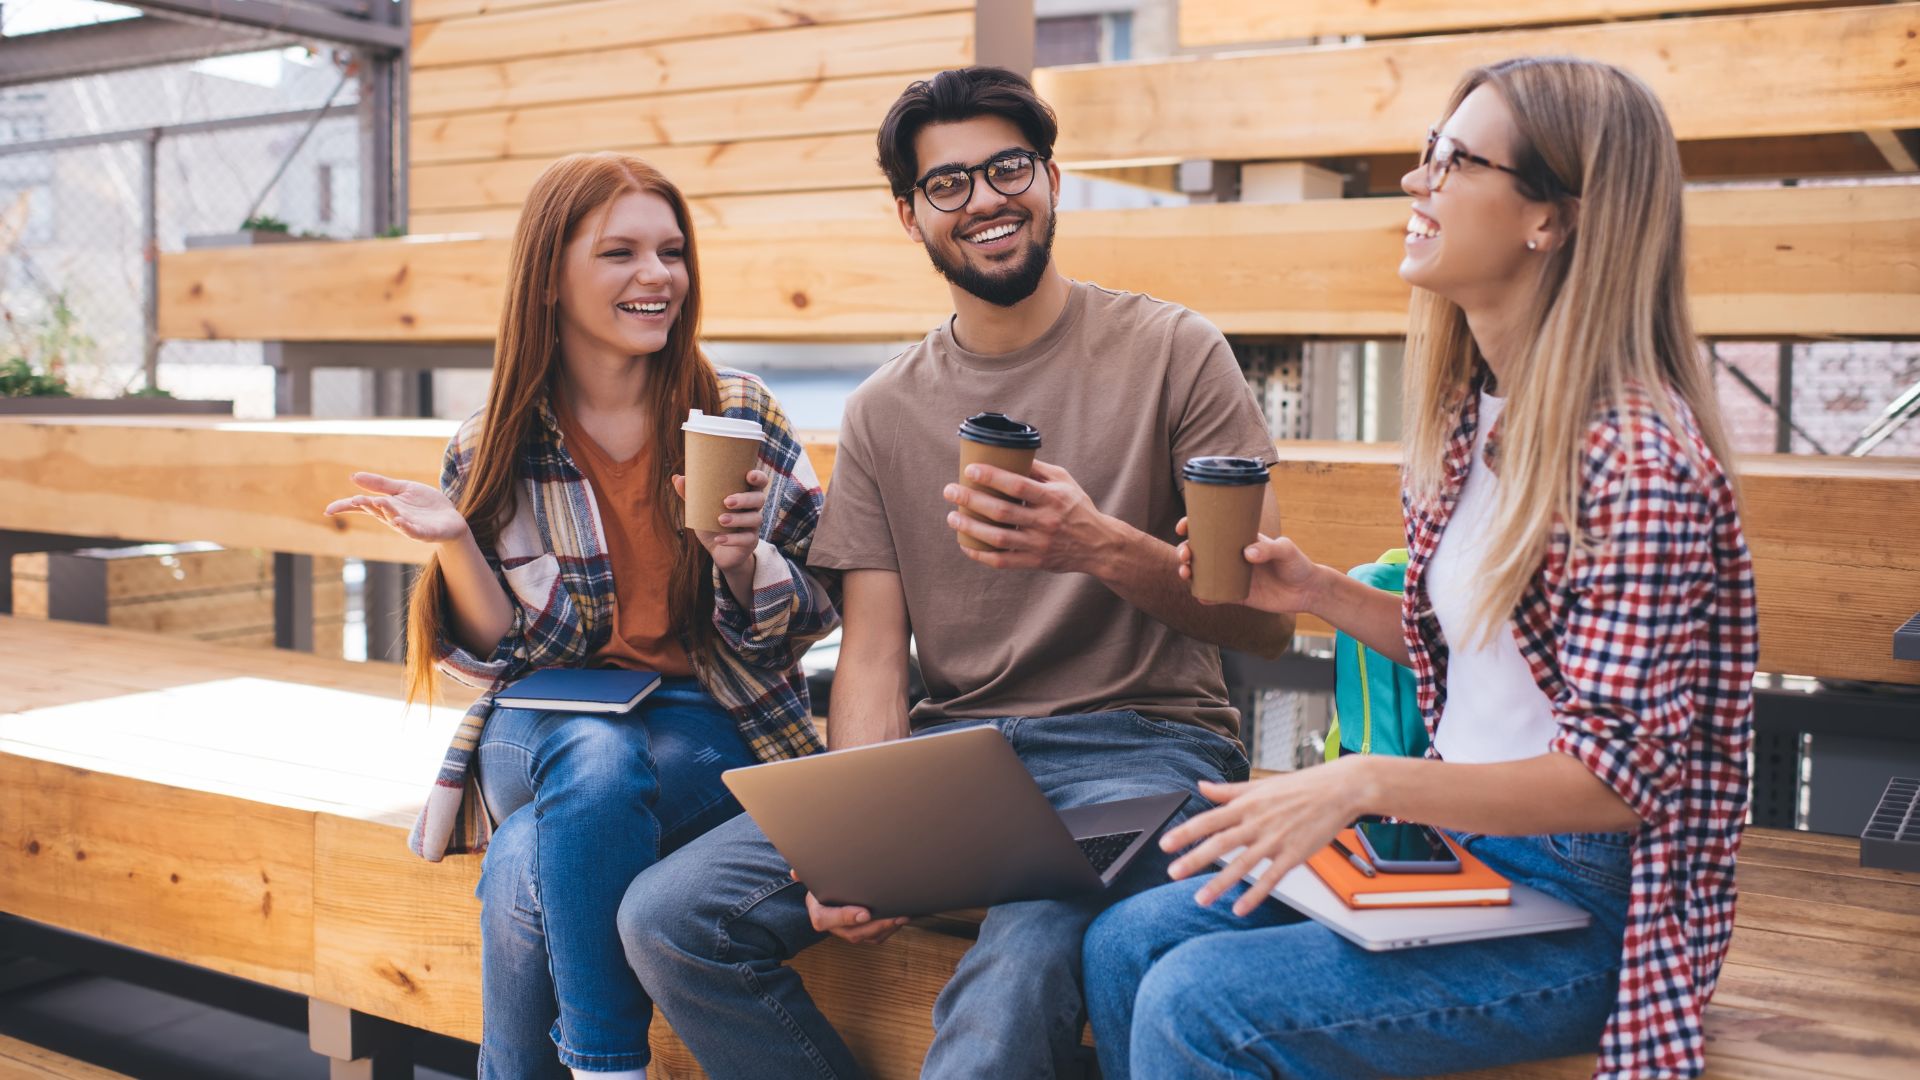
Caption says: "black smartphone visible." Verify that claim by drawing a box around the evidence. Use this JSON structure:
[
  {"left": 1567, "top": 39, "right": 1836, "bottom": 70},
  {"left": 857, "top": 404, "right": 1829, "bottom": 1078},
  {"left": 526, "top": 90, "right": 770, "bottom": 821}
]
[{"left": 1354, "top": 821, "right": 1461, "bottom": 873}]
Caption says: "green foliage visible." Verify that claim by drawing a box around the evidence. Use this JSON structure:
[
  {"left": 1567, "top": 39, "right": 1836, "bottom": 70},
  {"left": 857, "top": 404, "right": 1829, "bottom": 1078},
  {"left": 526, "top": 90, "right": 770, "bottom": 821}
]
[
  {"left": 125, "top": 385, "right": 175, "bottom": 399},
  {"left": 0, "top": 291, "right": 94, "bottom": 397},
  {"left": 377, "top": 224, "right": 408, "bottom": 239},
  {"left": 0, "top": 355, "right": 71, "bottom": 397},
  {"left": 241, "top": 214, "right": 291, "bottom": 233}
]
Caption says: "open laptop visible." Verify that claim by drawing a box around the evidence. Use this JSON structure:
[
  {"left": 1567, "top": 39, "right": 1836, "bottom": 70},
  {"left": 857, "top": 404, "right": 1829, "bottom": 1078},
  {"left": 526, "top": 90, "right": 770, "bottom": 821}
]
[
  {"left": 723, "top": 725, "right": 1188, "bottom": 918},
  {"left": 1224, "top": 851, "right": 1592, "bottom": 951}
]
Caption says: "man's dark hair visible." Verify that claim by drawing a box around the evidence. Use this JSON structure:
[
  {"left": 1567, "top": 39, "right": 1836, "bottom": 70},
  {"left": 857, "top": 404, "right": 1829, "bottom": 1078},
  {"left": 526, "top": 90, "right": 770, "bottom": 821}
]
[{"left": 876, "top": 67, "right": 1059, "bottom": 198}]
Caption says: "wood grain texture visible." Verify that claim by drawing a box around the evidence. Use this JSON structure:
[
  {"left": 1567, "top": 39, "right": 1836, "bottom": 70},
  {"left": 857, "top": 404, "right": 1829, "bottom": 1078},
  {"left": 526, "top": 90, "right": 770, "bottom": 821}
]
[
  {"left": 409, "top": 188, "right": 901, "bottom": 238},
  {"left": 1178, "top": 0, "right": 1812, "bottom": 46},
  {"left": 1045, "top": 4, "right": 1920, "bottom": 165},
  {"left": 0, "top": 1034, "right": 133, "bottom": 1079},
  {"left": 0, "top": 611, "right": 1914, "bottom": 1079},
  {"left": 1268, "top": 442, "right": 1920, "bottom": 685},
  {"left": 412, "top": 12, "right": 972, "bottom": 116},
  {"left": 411, "top": 74, "right": 926, "bottom": 166},
  {"left": 161, "top": 185, "right": 1920, "bottom": 343},
  {"left": 412, "top": 0, "right": 965, "bottom": 69},
  {"left": 0, "top": 755, "right": 315, "bottom": 994},
  {"left": 411, "top": 132, "right": 880, "bottom": 211}
]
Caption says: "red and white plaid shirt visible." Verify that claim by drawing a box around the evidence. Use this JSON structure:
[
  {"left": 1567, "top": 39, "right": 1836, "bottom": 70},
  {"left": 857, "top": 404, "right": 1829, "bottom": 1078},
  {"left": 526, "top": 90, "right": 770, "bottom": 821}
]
[{"left": 1401, "top": 372, "right": 1757, "bottom": 1079}]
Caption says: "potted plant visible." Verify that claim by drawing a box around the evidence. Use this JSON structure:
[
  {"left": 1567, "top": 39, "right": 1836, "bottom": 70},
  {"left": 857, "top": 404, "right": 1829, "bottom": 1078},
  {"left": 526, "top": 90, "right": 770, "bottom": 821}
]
[
  {"left": 184, "top": 214, "right": 314, "bottom": 250},
  {"left": 0, "top": 293, "right": 230, "bottom": 416}
]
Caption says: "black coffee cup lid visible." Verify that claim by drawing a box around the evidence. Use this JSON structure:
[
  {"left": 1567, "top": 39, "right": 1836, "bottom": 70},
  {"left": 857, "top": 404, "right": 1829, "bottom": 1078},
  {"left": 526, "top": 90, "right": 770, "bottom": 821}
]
[
  {"left": 958, "top": 412, "right": 1042, "bottom": 449},
  {"left": 1183, "top": 455, "right": 1269, "bottom": 485}
]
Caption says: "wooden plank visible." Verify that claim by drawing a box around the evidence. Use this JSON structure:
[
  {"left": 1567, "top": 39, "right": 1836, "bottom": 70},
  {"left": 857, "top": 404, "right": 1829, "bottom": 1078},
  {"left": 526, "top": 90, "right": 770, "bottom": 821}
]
[
  {"left": 412, "top": 11, "right": 973, "bottom": 116},
  {"left": 1267, "top": 443, "right": 1920, "bottom": 686},
  {"left": 411, "top": 73, "right": 924, "bottom": 166},
  {"left": 0, "top": 1035, "right": 131, "bottom": 1079},
  {"left": 1362, "top": 133, "right": 1902, "bottom": 194},
  {"left": 0, "top": 755, "right": 315, "bottom": 995},
  {"left": 312, "top": 813, "right": 486, "bottom": 1042},
  {"left": 159, "top": 184, "right": 1920, "bottom": 343},
  {"left": 1045, "top": 4, "right": 1920, "bottom": 166},
  {"left": 1865, "top": 128, "right": 1920, "bottom": 172},
  {"left": 408, "top": 188, "right": 900, "bottom": 238},
  {"left": 413, "top": 0, "right": 567, "bottom": 22},
  {"left": 1178, "top": 0, "right": 1811, "bottom": 46},
  {"left": 412, "top": 0, "right": 964, "bottom": 70},
  {"left": 0, "top": 417, "right": 453, "bottom": 565},
  {"left": 411, "top": 132, "right": 880, "bottom": 212},
  {"left": 0, "top": 417, "right": 839, "bottom": 567}
]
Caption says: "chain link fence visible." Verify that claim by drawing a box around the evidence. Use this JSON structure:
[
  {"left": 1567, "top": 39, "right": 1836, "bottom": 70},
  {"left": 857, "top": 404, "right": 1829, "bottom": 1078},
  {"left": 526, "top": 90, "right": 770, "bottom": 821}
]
[{"left": 2, "top": 1, "right": 363, "bottom": 413}]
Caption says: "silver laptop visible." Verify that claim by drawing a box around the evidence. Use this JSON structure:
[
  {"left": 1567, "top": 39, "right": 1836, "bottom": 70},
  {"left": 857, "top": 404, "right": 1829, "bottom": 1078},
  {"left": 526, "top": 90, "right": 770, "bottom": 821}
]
[
  {"left": 723, "top": 725, "right": 1188, "bottom": 918},
  {"left": 1225, "top": 852, "right": 1592, "bottom": 951}
]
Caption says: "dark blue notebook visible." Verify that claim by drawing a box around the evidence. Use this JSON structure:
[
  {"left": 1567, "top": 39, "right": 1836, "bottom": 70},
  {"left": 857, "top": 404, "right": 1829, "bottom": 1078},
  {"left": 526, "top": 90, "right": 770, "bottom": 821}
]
[{"left": 494, "top": 668, "right": 661, "bottom": 714}]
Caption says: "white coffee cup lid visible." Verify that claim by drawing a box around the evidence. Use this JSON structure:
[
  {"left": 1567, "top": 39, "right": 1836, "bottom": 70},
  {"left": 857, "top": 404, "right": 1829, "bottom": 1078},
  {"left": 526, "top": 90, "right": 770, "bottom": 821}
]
[{"left": 682, "top": 409, "right": 764, "bottom": 441}]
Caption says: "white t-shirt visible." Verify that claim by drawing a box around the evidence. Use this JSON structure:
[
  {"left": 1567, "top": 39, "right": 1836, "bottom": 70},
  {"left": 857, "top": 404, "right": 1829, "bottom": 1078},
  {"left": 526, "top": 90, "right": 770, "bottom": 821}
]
[{"left": 1428, "top": 391, "right": 1560, "bottom": 764}]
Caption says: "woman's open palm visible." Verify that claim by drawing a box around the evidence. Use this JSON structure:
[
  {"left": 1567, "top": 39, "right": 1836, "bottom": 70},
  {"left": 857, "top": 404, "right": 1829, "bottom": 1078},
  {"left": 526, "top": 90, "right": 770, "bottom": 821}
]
[{"left": 324, "top": 472, "right": 468, "bottom": 544}]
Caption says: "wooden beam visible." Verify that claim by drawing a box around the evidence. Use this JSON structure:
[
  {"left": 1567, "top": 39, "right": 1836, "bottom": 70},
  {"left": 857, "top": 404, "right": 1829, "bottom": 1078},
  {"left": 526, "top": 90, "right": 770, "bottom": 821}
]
[
  {"left": 1362, "top": 133, "right": 1903, "bottom": 193},
  {"left": 1044, "top": 4, "right": 1920, "bottom": 166},
  {"left": 409, "top": 188, "right": 900, "bottom": 238},
  {"left": 1178, "top": 0, "right": 1809, "bottom": 47},
  {"left": 411, "top": 11, "right": 972, "bottom": 116},
  {"left": 0, "top": 755, "right": 316, "bottom": 995},
  {"left": 1865, "top": 129, "right": 1920, "bottom": 173},
  {"left": 411, "top": 0, "right": 964, "bottom": 70},
  {"left": 1269, "top": 442, "right": 1920, "bottom": 686},
  {"left": 411, "top": 73, "right": 925, "bottom": 166},
  {"left": 411, "top": 132, "right": 880, "bottom": 212},
  {"left": 159, "top": 184, "right": 1920, "bottom": 343}
]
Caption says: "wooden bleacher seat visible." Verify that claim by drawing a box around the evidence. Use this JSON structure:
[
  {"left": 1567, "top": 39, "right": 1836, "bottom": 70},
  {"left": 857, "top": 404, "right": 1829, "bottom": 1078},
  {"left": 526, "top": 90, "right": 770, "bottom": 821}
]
[
  {"left": 2, "top": 415, "right": 1916, "bottom": 1078},
  {"left": 0, "top": 1035, "right": 132, "bottom": 1080},
  {"left": 2, "top": 619, "right": 1914, "bottom": 1079},
  {"left": 156, "top": 183, "right": 1920, "bottom": 344}
]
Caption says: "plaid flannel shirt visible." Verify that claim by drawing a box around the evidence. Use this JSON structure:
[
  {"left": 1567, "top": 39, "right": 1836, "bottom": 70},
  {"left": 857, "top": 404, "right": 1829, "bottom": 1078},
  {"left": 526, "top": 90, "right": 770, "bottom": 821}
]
[
  {"left": 1402, "top": 372, "right": 1757, "bottom": 1080},
  {"left": 408, "top": 369, "right": 837, "bottom": 862}
]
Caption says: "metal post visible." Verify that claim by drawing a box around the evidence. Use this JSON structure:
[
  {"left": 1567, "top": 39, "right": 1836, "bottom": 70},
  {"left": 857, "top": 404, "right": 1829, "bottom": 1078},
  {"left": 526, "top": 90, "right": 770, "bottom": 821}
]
[
  {"left": 141, "top": 127, "right": 160, "bottom": 392},
  {"left": 1775, "top": 343, "right": 1794, "bottom": 454}
]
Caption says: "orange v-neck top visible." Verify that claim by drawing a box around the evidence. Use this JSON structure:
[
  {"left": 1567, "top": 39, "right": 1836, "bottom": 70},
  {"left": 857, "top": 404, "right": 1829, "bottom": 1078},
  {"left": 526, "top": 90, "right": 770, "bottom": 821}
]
[{"left": 555, "top": 402, "right": 693, "bottom": 676}]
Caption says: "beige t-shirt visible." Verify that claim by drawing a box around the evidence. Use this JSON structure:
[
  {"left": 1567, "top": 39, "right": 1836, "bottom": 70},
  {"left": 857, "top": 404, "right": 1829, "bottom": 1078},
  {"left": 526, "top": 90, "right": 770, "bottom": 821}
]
[{"left": 808, "top": 281, "right": 1273, "bottom": 741}]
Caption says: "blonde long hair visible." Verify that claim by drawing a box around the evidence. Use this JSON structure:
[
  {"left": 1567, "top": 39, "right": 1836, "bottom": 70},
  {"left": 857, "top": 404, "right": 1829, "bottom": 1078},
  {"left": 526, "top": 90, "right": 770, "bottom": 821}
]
[
  {"left": 405, "top": 153, "right": 720, "bottom": 704},
  {"left": 1402, "top": 58, "right": 1737, "bottom": 644}
]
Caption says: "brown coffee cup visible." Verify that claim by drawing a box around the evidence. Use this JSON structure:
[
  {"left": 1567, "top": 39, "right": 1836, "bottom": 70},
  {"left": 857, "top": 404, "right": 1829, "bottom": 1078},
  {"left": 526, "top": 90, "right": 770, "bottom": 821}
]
[
  {"left": 682, "top": 409, "right": 765, "bottom": 533},
  {"left": 1183, "top": 456, "right": 1271, "bottom": 602},
  {"left": 956, "top": 412, "right": 1042, "bottom": 553}
]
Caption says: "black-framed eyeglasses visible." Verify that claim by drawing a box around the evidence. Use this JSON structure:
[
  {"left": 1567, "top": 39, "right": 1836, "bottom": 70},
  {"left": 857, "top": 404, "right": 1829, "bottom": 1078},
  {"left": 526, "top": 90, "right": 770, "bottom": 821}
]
[
  {"left": 911, "top": 149, "right": 1046, "bottom": 212},
  {"left": 1420, "top": 128, "right": 1529, "bottom": 193}
]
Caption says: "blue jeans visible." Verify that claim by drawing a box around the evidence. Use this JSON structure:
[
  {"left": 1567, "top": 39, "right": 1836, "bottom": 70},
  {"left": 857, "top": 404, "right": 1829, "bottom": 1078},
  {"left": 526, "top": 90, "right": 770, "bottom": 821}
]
[
  {"left": 474, "top": 676, "right": 756, "bottom": 1077},
  {"left": 617, "top": 710, "right": 1248, "bottom": 1079},
  {"left": 1083, "top": 830, "right": 1633, "bottom": 1079}
]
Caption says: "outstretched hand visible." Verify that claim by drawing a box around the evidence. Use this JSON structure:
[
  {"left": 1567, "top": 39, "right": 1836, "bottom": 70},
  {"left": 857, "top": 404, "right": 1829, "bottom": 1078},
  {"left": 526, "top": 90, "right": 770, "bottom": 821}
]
[
  {"left": 1175, "top": 521, "right": 1327, "bottom": 615},
  {"left": 324, "top": 472, "right": 468, "bottom": 544}
]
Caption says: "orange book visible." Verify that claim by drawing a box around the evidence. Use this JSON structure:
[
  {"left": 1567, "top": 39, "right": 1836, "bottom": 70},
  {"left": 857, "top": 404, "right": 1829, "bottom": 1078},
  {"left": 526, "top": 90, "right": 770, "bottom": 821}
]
[{"left": 1307, "top": 829, "right": 1511, "bottom": 909}]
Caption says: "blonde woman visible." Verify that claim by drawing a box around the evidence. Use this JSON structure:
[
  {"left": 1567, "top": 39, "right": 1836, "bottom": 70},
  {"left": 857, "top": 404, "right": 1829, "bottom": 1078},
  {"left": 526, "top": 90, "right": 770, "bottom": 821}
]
[
  {"left": 1084, "top": 59, "right": 1755, "bottom": 1079},
  {"left": 325, "top": 153, "right": 835, "bottom": 1079}
]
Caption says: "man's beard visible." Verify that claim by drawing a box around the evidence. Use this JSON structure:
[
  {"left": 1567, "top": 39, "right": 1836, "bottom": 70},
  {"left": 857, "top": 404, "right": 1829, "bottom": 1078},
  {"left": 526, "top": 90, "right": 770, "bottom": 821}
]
[{"left": 923, "top": 209, "right": 1057, "bottom": 308}]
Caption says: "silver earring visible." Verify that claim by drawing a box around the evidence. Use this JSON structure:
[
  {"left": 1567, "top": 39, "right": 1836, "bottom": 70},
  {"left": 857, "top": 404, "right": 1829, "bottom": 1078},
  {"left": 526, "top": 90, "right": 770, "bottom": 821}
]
[{"left": 1527, "top": 240, "right": 1539, "bottom": 251}]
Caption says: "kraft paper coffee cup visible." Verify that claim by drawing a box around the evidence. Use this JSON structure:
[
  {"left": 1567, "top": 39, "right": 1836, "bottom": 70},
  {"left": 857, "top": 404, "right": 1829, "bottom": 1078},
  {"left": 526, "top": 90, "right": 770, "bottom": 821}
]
[
  {"left": 1183, "top": 456, "right": 1271, "bottom": 602},
  {"left": 956, "top": 412, "right": 1041, "bottom": 553},
  {"left": 682, "top": 409, "right": 765, "bottom": 533}
]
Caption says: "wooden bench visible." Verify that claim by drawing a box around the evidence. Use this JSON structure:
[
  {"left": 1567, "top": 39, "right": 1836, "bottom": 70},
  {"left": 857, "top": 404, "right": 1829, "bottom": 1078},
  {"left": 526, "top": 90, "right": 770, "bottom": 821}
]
[
  {"left": 3, "top": 616, "right": 1916, "bottom": 1080},
  {"left": 0, "top": 1035, "right": 132, "bottom": 1080},
  {"left": 2, "top": 415, "right": 1917, "bottom": 1078}
]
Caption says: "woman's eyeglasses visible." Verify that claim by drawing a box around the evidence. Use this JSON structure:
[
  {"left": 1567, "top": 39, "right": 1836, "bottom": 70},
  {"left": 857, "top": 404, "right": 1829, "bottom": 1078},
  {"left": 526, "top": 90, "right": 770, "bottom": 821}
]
[
  {"left": 1420, "top": 128, "right": 1531, "bottom": 193},
  {"left": 912, "top": 150, "right": 1045, "bottom": 212}
]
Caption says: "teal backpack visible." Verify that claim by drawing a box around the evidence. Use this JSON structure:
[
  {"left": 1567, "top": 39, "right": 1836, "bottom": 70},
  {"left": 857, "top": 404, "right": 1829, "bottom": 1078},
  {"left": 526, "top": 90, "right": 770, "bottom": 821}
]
[{"left": 1324, "top": 549, "right": 1429, "bottom": 761}]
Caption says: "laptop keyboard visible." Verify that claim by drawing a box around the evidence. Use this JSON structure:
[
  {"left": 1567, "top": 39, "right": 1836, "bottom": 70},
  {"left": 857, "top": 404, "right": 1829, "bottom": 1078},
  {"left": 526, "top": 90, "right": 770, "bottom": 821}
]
[{"left": 1078, "top": 831, "right": 1143, "bottom": 875}]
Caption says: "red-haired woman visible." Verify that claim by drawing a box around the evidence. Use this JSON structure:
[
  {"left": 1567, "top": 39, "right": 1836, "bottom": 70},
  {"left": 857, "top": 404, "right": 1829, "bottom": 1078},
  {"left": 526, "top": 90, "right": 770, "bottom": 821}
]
[{"left": 326, "top": 153, "right": 834, "bottom": 1080}]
